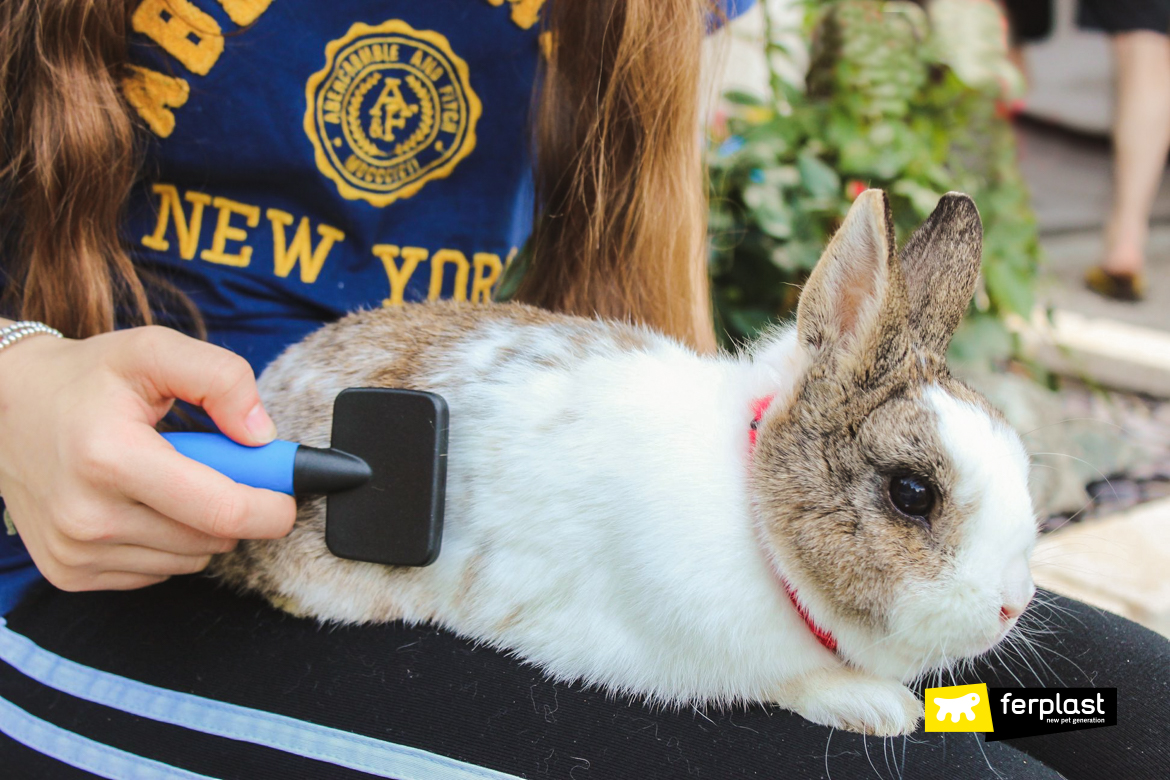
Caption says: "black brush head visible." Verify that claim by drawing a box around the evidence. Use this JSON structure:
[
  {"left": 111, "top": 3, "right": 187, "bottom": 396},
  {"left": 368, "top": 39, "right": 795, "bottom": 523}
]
[{"left": 325, "top": 388, "right": 448, "bottom": 567}]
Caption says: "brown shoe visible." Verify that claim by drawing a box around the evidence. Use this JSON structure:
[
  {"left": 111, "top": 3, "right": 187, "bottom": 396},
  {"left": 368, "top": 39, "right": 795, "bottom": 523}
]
[{"left": 1085, "top": 266, "right": 1147, "bottom": 302}]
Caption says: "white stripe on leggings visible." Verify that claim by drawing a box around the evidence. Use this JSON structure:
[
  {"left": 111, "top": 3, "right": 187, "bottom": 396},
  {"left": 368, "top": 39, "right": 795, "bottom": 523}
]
[
  {"left": 0, "top": 694, "right": 215, "bottom": 780},
  {"left": 0, "top": 618, "right": 521, "bottom": 780}
]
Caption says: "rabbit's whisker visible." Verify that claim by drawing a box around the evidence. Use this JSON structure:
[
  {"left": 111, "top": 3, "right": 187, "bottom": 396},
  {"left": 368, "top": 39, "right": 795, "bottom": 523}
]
[
  {"left": 1029, "top": 451, "right": 1118, "bottom": 502},
  {"left": 973, "top": 731, "right": 1006, "bottom": 780},
  {"left": 1018, "top": 417, "right": 1131, "bottom": 439}
]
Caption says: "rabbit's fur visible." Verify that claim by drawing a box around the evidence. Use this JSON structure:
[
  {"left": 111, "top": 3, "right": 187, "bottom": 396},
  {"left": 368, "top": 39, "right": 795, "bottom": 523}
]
[{"left": 213, "top": 191, "right": 1037, "bottom": 736}]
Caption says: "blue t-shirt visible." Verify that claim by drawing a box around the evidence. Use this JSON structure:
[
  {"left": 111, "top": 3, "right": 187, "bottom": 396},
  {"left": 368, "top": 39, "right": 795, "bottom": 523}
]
[
  {"left": 0, "top": 0, "right": 752, "bottom": 614},
  {"left": 127, "top": 0, "right": 546, "bottom": 374}
]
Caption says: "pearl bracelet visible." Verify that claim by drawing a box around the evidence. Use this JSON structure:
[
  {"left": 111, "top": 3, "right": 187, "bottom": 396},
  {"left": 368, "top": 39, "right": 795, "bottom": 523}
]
[{"left": 0, "top": 320, "right": 64, "bottom": 353}]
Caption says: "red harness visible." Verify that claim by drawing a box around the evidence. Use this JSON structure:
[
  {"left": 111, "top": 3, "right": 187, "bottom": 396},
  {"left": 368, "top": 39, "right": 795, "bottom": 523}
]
[{"left": 749, "top": 395, "right": 839, "bottom": 654}]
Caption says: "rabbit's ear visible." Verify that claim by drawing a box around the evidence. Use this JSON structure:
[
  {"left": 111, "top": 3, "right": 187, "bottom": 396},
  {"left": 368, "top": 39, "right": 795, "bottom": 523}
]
[
  {"left": 796, "top": 189, "right": 902, "bottom": 359},
  {"left": 898, "top": 192, "right": 983, "bottom": 355}
]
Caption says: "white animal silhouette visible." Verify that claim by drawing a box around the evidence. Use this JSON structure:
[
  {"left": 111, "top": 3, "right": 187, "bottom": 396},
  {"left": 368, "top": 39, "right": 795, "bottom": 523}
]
[{"left": 933, "top": 692, "right": 980, "bottom": 722}]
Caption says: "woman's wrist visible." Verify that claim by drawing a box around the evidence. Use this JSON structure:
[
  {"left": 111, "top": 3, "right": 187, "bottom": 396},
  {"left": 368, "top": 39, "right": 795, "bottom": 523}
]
[
  {"left": 0, "top": 323, "right": 70, "bottom": 414},
  {"left": 0, "top": 319, "right": 65, "bottom": 365}
]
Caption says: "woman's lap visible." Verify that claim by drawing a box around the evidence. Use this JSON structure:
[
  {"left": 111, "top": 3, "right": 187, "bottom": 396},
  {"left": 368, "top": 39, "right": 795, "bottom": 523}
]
[
  {"left": 0, "top": 576, "right": 1165, "bottom": 779},
  {"left": 941, "top": 592, "right": 1170, "bottom": 778}
]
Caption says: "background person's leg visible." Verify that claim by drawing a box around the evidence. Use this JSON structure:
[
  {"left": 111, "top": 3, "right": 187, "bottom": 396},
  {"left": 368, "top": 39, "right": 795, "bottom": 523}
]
[
  {"left": 936, "top": 590, "right": 1170, "bottom": 779},
  {"left": 1102, "top": 31, "right": 1170, "bottom": 280}
]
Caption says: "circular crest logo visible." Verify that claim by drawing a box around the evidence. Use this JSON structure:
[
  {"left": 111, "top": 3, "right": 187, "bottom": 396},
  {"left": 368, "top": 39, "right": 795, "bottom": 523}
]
[{"left": 304, "top": 20, "right": 481, "bottom": 207}]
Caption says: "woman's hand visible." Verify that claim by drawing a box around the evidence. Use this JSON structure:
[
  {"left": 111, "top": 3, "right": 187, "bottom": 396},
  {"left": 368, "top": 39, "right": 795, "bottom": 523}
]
[{"left": 0, "top": 325, "right": 298, "bottom": 591}]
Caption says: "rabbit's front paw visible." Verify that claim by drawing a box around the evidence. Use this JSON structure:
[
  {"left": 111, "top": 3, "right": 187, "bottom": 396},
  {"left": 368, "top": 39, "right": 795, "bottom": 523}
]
[{"left": 778, "top": 668, "right": 922, "bottom": 736}]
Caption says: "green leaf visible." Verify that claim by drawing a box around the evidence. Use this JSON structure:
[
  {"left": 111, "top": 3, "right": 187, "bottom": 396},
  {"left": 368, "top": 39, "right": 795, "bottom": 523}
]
[
  {"left": 797, "top": 153, "right": 840, "bottom": 200},
  {"left": 744, "top": 184, "right": 793, "bottom": 239},
  {"left": 492, "top": 237, "right": 532, "bottom": 303},
  {"left": 948, "top": 314, "right": 1014, "bottom": 370},
  {"left": 983, "top": 260, "right": 1034, "bottom": 317},
  {"left": 891, "top": 179, "right": 941, "bottom": 218},
  {"left": 725, "top": 307, "right": 777, "bottom": 341},
  {"left": 760, "top": 165, "right": 802, "bottom": 189},
  {"left": 723, "top": 90, "right": 765, "bottom": 106},
  {"left": 771, "top": 240, "right": 823, "bottom": 272}
]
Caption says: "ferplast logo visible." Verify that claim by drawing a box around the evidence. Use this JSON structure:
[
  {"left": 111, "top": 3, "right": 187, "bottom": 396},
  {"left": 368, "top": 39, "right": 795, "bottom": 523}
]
[
  {"left": 305, "top": 20, "right": 481, "bottom": 207},
  {"left": 925, "top": 684, "right": 994, "bottom": 733},
  {"left": 926, "top": 684, "right": 1117, "bottom": 741},
  {"left": 985, "top": 687, "right": 1116, "bottom": 742}
]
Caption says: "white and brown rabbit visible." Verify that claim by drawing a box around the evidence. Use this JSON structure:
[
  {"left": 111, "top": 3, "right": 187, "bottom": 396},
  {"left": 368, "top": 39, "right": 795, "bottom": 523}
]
[{"left": 214, "top": 190, "right": 1037, "bottom": 736}]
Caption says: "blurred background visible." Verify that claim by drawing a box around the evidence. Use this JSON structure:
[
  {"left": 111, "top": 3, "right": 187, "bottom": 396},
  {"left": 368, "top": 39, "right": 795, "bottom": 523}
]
[{"left": 706, "top": 0, "right": 1170, "bottom": 637}]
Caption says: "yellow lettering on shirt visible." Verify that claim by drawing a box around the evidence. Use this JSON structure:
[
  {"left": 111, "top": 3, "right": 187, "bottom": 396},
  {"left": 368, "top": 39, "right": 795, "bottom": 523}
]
[
  {"left": 266, "top": 209, "right": 346, "bottom": 284},
  {"left": 482, "top": 0, "right": 545, "bottom": 29},
  {"left": 470, "top": 253, "right": 503, "bottom": 302},
  {"left": 509, "top": 0, "right": 545, "bottom": 29},
  {"left": 408, "top": 49, "right": 444, "bottom": 82},
  {"left": 139, "top": 186, "right": 511, "bottom": 304},
  {"left": 429, "top": 249, "right": 470, "bottom": 301},
  {"left": 201, "top": 197, "right": 260, "bottom": 267},
  {"left": 121, "top": 66, "right": 190, "bottom": 138},
  {"left": 214, "top": 0, "right": 274, "bottom": 26},
  {"left": 437, "top": 85, "right": 461, "bottom": 134},
  {"left": 132, "top": 0, "right": 224, "bottom": 77},
  {"left": 373, "top": 245, "right": 428, "bottom": 306},
  {"left": 141, "top": 184, "right": 212, "bottom": 259}
]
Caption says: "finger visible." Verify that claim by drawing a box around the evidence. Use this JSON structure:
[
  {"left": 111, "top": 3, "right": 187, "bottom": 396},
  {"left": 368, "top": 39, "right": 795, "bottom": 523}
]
[
  {"left": 35, "top": 553, "right": 171, "bottom": 593},
  {"left": 101, "top": 504, "right": 238, "bottom": 555},
  {"left": 93, "top": 545, "right": 213, "bottom": 578},
  {"left": 86, "top": 572, "right": 170, "bottom": 592},
  {"left": 39, "top": 527, "right": 215, "bottom": 579},
  {"left": 116, "top": 426, "right": 297, "bottom": 539},
  {"left": 116, "top": 327, "right": 277, "bottom": 446}
]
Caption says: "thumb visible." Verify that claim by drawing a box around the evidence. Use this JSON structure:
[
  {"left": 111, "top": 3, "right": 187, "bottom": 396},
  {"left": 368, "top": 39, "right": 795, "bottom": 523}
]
[{"left": 118, "top": 327, "right": 278, "bottom": 446}]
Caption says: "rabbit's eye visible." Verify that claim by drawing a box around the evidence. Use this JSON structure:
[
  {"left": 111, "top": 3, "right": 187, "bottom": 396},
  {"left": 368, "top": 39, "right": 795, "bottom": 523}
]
[{"left": 889, "top": 474, "right": 935, "bottom": 520}]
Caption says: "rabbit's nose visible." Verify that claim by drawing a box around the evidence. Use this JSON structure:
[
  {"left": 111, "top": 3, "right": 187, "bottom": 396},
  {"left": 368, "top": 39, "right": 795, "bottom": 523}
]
[
  {"left": 1000, "top": 557, "right": 1035, "bottom": 622},
  {"left": 1000, "top": 601, "right": 1028, "bottom": 622}
]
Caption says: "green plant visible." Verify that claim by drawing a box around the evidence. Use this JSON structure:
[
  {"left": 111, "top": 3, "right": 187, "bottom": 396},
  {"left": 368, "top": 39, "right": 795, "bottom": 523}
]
[{"left": 708, "top": 0, "right": 1040, "bottom": 368}]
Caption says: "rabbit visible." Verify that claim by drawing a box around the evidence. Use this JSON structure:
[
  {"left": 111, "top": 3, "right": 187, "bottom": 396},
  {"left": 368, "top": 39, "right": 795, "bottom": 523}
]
[{"left": 212, "top": 190, "right": 1038, "bottom": 737}]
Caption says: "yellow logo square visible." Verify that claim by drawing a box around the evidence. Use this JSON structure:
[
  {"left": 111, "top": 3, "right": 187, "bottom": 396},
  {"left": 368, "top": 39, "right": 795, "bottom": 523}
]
[{"left": 925, "top": 683, "right": 995, "bottom": 732}]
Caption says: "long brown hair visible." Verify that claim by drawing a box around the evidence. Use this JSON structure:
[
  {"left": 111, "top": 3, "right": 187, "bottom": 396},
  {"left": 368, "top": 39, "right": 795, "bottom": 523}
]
[
  {"left": 1, "top": 1, "right": 715, "bottom": 350},
  {"left": 521, "top": 0, "right": 715, "bottom": 350},
  {"left": 0, "top": 0, "right": 155, "bottom": 339}
]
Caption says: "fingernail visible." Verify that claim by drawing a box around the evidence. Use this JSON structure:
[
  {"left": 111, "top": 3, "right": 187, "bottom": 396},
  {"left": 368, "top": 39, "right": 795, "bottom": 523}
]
[{"left": 245, "top": 403, "right": 277, "bottom": 444}]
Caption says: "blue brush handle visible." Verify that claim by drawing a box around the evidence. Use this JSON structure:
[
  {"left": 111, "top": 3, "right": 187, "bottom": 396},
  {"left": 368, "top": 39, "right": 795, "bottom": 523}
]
[{"left": 162, "top": 432, "right": 298, "bottom": 495}]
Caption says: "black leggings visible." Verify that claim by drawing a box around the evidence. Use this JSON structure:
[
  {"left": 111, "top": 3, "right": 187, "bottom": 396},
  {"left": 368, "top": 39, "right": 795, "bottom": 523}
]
[{"left": 1, "top": 575, "right": 1167, "bottom": 779}]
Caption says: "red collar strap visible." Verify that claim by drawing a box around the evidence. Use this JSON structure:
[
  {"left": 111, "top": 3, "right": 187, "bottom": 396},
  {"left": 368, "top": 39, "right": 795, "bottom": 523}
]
[
  {"left": 781, "top": 579, "right": 839, "bottom": 653},
  {"left": 749, "top": 394, "right": 839, "bottom": 654},
  {"left": 748, "top": 394, "right": 775, "bottom": 448}
]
